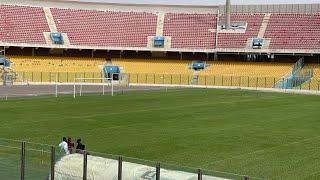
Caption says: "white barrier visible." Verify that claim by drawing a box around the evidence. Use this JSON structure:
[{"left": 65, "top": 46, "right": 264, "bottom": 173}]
[{"left": 54, "top": 154, "right": 227, "bottom": 180}]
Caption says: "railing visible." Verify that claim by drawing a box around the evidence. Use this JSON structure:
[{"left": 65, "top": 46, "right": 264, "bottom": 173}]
[
  {"left": 0, "top": 138, "right": 261, "bottom": 180},
  {"left": 1, "top": 71, "right": 320, "bottom": 91}
]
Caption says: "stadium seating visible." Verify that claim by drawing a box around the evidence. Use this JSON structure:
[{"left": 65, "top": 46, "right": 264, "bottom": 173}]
[
  {"left": 50, "top": 8, "right": 157, "bottom": 47},
  {"left": 112, "top": 58, "right": 192, "bottom": 74},
  {"left": 112, "top": 58, "right": 193, "bottom": 84},
  {"left": 9, "top": 56, "right": 105, "bottom": 72},
  {"left": 163, "top": 13, "right": 217, "bottom": 49},
  {"left": 200, "top": 61, "right": 292, "bottom": 77},
  {"left": 264, "top": 13, "right": 320, "bottom": 49},
  {"left": 300, "top": 64, "right": 320, "bottom": 90},
  {"left": 196, "top": 61, "right": 293, "bottom": 87},
  {"left": 0, "top": 5, "right": 49, "bottom": 44},
  {"left": 218, "top": 14, "right": 264, "bottom": 48}
]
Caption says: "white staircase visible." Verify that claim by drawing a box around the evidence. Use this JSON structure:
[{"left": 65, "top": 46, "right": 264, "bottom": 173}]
[
  {"left": 257, "top": 13, "right": 271, "bottom": 38},
  {"left": 43, "top": 7, "right": 58, "bottom": 32},
  {"left": 156, "top": 12, "right": 165, "bottom": 36},
  {"left": 43, "top": 7, "right": 71, "bottom": 46}
]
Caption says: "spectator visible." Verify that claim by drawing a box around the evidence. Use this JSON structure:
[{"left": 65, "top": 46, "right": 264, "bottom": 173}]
[
  {"left": 76, "top": 138, "right": 85, "bottom": 154},
  {"left": 67, "top": 137, "right": 75, "bottom": 154},
  {"left": 58, "top": 137, "right": 69, "bottom": 155}
]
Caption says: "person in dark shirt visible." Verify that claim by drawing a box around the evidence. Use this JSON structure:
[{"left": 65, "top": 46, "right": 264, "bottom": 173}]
[{"left": 76, "top": 138, "right": 85, "bottom": 153}]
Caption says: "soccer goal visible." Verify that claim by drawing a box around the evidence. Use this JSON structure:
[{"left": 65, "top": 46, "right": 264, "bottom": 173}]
[{"left": 73, "top": 73, "right": 129, "bottom": 98}]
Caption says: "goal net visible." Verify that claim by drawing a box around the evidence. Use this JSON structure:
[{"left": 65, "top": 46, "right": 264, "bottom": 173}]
[{"left": 73, "top": 73, "right": 129, "bottom": 98}]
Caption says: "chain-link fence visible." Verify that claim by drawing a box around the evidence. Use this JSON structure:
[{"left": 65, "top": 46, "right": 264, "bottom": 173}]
[{"left": 0, "top": 138, "right": 262, "bottom": 180}]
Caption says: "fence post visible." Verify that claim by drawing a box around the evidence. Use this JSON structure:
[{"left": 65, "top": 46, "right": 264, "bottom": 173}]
[
  {"left": 156, "top": 162, "right": 160, "bottom": 180},
  {"left": 273, "top": 77, "right": 276, "bottom": 88},
  {"left": 213, "top": 76, "right": 215, "bottom": 86},
  {"left": 318, "top": 81, "right": 320, "bottom": 91},
  {"left": 21, "top": 141, "right": 25, "bottom": 180},
  {"left": 41, "top": 72, "right": 43, "bottom": 82},
  {"left": 137, "top": 74, "right": 139, "bottom": 84},
  {"left": 162, "top": 74, "right": 165, "bottom": 84},
  {"left": 309, "top": 81, "right": 311, "bottom": 90},
  {"left": 180, "top": 74, "right": 182, "bottom": 85},
  {"left": 171, "top": 74, "right": 173, "bottom": 84},
  {"left": 205, "top": 76, "right": 207, "bottom": 86},
  {"left": 247, "top": 76, "right": 250, "bottom": 87},
  {"left": 83, "top": 151, "right": 87, "bottom": 180},
  {"left": 244, "top": 176, "right": 249, "bottom": 180},
  {"left": 231, "top": 76, "right": 233, "bottom": 86},
  {"left": 51, "top": 146, "right": 55, "bottom": 180},
  {"left": 239, "top": 76, "right": 241, "bottom": 87},
  {"left": 32, "top": 72, "right": 34, "bottom": 82},
  {"left": 146, "top": 74, "right": 148, "bottom": 84},
  {"left": 222, "top": 76, "right": 224, "bottom": 86},
  {"left": 265, "top": 77, "right": 267, "bottom": 88},
  {"left": 256, "top": 77, "right": 258, "bottom": 88},
  {"left": 197, "top": 168, "right": 202, "bottom": 180},
  {"left": 118, "top": 156, "right": 122, "bottom": 180}
]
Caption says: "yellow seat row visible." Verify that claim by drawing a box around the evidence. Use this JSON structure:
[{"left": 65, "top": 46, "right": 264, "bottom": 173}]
[
  {"left": 199, "top": 61, "right": 293, "bottom": 77},
  {"left": 8, "top": 56, "right": 106, "bottom": 72},
  {"left": 112, "top": 58, "right": 193, "bottom": 75}
]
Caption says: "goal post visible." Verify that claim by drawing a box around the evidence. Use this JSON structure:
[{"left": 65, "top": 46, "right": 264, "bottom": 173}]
[{"left": 73, "top": 73, "right": 129, "bottom": 98}]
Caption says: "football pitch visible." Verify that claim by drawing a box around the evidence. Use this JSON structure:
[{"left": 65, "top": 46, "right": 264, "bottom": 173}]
[{"left": 1, "top": 88, "right": 320, "bottom": 179}]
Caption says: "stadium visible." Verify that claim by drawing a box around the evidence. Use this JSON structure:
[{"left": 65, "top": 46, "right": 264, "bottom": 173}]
[{"left": 0, "top": 0, "right": 320, "bottom": 179}]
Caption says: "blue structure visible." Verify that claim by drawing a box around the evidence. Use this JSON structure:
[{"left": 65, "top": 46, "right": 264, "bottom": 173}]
[
  {"left": 0, "top": 57, "right": 11, "bottom": 67},
  {"left": 153, "top": 36, "right": 165, "bottom": 47},
  {"left": 50, "top": 33, "right": 64, "bottom": 44},
  {"left": 103, "top": 65, "right": 121, "bottom": 80},
  {"left": 191, "top": 60, "right": 205, "bottom": 70},
  {"left": 252, "top": 38, "right": 263, "bottom": 49},
  {"left": 275, "top": 58, "right": 313, "bottom": 89}
]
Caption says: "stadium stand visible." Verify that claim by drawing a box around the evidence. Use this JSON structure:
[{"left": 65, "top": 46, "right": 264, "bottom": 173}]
[
  {"left": 112, "top": 58, "right": 192, "bottom": 74},
  {"left": 217, "top": 14, "right": 264, "bottom": 48},
  {"left": 197, "top": 61, "right": 293, "bottom": 87},
  {"left": 264, "top": 13, "right": 320, "bottom": 49},
  {"left": 0, "top": 5, "right": 50, "bottom": 44},
  {"left": 163, "top": 13, "right": 217, "bottom": 49},
  {"left": 50, "top": 8, "right": 158, "bottom": 47},
  {"left": 9, "top": 56, "right": 105, "bottom": 72},
  {"left": 200, "top": 61, "right": 293, "bottom": 77}
]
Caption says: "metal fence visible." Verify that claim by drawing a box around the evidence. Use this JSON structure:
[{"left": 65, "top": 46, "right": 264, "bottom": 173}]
[
  {"left": 0, "top": 138, "right": 262, "bottom": 180},
  {"left": 11, "top": 71, "right": 320, "bottom": 91}
]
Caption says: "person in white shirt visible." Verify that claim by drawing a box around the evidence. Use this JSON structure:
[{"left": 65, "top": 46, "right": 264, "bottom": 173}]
[{"left": 58, "top": 137, "right": 70, "bottom": 155}]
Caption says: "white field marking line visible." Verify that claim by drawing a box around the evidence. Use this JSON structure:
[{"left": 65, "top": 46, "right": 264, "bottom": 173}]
[{"left": 204, "top": 135, "right": 320, "bottom": 166}]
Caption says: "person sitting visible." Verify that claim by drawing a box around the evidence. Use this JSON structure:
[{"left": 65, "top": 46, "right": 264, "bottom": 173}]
[
  {"left": 75, "top": 138, "right": 85, "bottom": 154},
  {"left": 58, "top": 137, "right": 70, "bottom": 155},
  {"left": 67, "top": 137, "right": 75, "bottom": 154}
]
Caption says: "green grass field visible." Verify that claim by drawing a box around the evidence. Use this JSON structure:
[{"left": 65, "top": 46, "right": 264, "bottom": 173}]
[{"left": 1, "top": 89, "right": 320, "bottom": 179}]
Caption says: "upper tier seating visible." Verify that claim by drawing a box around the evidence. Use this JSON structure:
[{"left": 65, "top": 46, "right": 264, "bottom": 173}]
[
  {"left": 9, "top": 56, "right": 105, "bottom": 72},
  {"left": 218, "top": 14, "right": 264, "bottom": 48},
  {"left": 264, "top": 13, "right": 320, "bottom": 49},
  {"left": 163, "top": 13, "right": 217, "bottom": 49},
  {"left": 112, "top": 59, "right": 192, "bottom": 74},
  {"left": 51, "top": 8, "right": 157, "bottom": 47},
  {"left": 0, "top": 5, "right": 49, "bottom": 44}
]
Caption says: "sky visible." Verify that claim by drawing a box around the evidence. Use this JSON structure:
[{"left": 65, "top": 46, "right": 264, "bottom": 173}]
[{"left": 72, "top": 0, "right": 320, "bottom": 5}]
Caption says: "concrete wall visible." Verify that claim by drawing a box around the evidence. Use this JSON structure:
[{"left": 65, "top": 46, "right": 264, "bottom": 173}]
[
  {"left": 0, "top": 0, "right": 218, "bottom": 13},
  {"left": 219, "top": 4, "right": 320, "bottom": 13}
]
